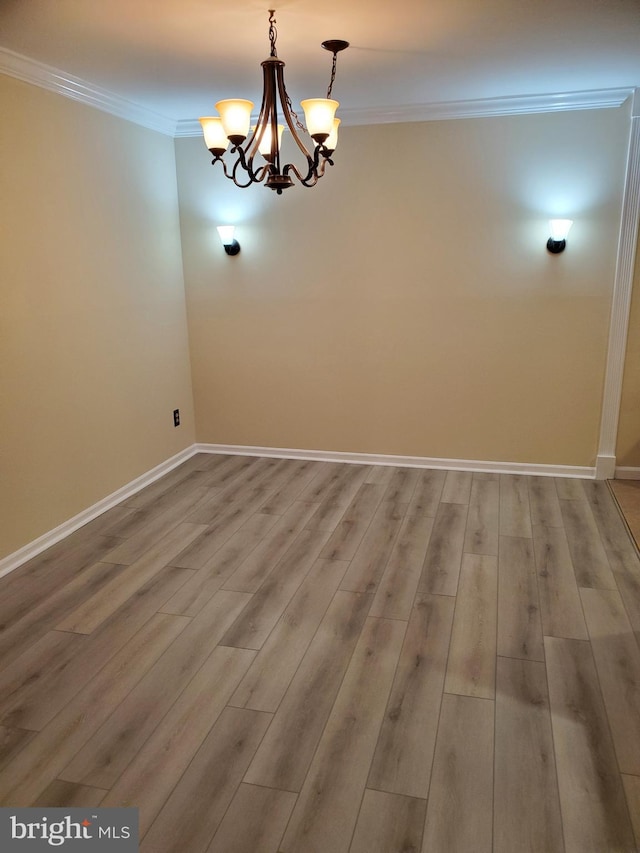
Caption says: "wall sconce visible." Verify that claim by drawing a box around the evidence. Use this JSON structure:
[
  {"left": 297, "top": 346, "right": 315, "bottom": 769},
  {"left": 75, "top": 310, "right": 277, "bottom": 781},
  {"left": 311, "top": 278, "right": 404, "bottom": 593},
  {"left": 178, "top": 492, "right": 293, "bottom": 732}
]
[
  {"left": 547, "top": 219, "right": 573, "bottom": 254},
  {"left": 217, "top": 225, "right": 240, "bottom": 256}
]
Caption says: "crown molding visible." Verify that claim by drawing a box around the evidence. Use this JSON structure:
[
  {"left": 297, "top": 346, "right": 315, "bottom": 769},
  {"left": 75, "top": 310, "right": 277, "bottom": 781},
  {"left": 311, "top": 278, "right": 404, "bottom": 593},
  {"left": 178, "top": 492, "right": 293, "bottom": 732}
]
[
  {"left": 175, "top": 87, "right": 636, "bottom": 138},
  {"left": 1, "top": 46, "right": 635, "bottom": 137},
  {"left": 175, "top": 120, "right": 204, "bottom": 137},
  {"left": 341, "top": 88, "right": 636, "bottom": 126},
  {"left": 0, "top": 47, "right": 177, "bottom": 136}
]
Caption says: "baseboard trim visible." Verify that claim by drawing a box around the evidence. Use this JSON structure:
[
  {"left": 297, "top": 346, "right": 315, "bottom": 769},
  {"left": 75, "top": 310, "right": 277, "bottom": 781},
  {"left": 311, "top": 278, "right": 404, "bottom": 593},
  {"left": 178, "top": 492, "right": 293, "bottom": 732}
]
[
  {"left": 0, "top": 441, "right": 598, "bottom": 581},
  {"left": 195, "top": 443, "right": 595, "bottom": 480},
  {"left": 0, "top": 446, "right": 197, "bottom": 580},
  {"left": 614, "top": 466, "right": 640, "bottom": 480}
]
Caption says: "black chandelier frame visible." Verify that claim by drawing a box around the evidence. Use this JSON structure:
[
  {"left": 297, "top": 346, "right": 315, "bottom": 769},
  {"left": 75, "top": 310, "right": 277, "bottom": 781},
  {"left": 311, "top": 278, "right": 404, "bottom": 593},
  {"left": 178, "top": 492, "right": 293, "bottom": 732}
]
[{"left": 204, "top": 11, "right": 348, "bottom": 194}]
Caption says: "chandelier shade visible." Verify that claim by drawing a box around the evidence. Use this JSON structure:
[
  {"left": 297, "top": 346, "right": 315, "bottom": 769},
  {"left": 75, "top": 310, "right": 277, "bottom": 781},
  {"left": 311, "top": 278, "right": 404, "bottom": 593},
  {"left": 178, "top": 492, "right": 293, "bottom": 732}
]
[
  {"left": 215, "top": 99, "right": 254, "bottom": 143},
  {"left": 199, "top": 117, "right": 229, "bottom": 154},
  {"left": 325, "top": 119, "right": 341, "bottom": 154},
  {"left": 253, "top": 123, "right": 285, "bottom": 159},
  {"left": 199, "top": 10, "right": 349, "bottom": 194},
  {"left": 300, "top": 99, "right": 339, "bottom": 142}
]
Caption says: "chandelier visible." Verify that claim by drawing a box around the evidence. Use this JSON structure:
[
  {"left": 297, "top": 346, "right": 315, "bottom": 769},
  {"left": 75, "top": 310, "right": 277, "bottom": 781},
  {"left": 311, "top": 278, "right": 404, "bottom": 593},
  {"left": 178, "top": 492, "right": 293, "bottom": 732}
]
[{"left": 199, "top": 10, "right": 349, "bottom": 194}]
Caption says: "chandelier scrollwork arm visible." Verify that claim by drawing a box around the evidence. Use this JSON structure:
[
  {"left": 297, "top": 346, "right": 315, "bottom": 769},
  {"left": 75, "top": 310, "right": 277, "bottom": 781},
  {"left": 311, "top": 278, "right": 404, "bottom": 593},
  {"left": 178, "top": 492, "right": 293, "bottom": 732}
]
[
  {"left": 208, "top": 147, "right": 270, "bottom": 188},
  {"left": 232, "top": 145, "right": 271, "bottom": 187},
  {"left": 282, "top": 143, "right": 334, "bottom": 188}
]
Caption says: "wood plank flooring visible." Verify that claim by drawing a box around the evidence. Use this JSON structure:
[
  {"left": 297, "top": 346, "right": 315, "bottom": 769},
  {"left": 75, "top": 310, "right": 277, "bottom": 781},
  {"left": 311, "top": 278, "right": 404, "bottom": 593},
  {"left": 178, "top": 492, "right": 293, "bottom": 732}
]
[{"left": 1, "top": 454, "right": 640, "bottom": 852}]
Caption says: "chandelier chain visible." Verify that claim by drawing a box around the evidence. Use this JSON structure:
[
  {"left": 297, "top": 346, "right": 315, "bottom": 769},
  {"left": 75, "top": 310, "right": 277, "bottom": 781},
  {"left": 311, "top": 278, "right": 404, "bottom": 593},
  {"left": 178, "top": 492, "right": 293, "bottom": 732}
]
[
  {"left": 268, "top": 10, "right": 278, "bottom": 57},
  {"left": 327, "top": 51, "right": 338, "bottom": 99},
  {"left": 269, "top": 10, "right": 306, "bottom": 134},
  {"left": 284, "top": 90, "right": 308, "bottom": 134}
]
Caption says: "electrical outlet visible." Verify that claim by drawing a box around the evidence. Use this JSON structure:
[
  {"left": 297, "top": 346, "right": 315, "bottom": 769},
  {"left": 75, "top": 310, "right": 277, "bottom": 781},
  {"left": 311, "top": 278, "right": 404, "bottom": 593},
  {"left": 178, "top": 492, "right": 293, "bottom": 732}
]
[{"left": 173, "top": 409, "right": 180, "bottom": 427}]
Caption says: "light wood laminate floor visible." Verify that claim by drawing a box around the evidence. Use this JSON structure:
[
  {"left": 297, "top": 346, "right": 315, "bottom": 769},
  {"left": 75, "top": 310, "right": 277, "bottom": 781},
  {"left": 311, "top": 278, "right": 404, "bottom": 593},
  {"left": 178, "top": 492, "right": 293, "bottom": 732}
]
[{"left": 1, "top": 454, "right": 640, "bottom": 852}]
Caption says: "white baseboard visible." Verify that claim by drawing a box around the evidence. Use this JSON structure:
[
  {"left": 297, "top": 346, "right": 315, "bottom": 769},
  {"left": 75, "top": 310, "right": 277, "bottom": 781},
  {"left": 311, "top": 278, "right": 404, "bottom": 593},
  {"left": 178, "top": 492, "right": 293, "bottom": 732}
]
[
  {"left": 195, "top": 443, "right": 595, "bottom": 479},
  {"left": 0, "top": 441, "right": 599, "bottom": 581},
  {"left": 0, "top": 446, "right": 197, "bottom": 580},
  {"left": 614, "top": 466, "right": 640, "bottom": 480}
]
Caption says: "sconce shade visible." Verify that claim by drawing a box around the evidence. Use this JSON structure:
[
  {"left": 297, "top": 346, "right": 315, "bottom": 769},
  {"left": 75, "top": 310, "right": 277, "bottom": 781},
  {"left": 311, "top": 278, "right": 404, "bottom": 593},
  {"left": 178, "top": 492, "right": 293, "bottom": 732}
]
[
  {"left": 549, "top": 219, "right": 573, "bottom": 241},
  {"left": 217, "top": 225, "right": 241, "bottom": 255},
  {"left": 217, "top": 225, "right": 236, "bottom": 244},
  {"left": 199, "top": 117, "right": 230, "bottom": 154},
  {"left": 547, "top": 218, "right": 573, "bottom": 254},
  {"left": 300, "top": 98, "right": 339, "bottom": 142},
  {"left": 216, "top": 99, "right": 254, "bottom": 143}
]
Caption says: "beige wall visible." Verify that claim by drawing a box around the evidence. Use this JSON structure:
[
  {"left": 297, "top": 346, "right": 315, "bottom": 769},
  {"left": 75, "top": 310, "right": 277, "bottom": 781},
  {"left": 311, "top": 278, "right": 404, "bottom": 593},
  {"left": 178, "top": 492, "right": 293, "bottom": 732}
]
[
  {"left": 1, "top": 77, "right": 633, "bottom": 561},
  {"left": 176, "top": 107, "right": 629, "bottom": 467},
  {"left": 617, "top": 219, "right": 640, "bottom": 467},
  {"left": 0, "top": 75, "right": 195, "bottom": 559}
]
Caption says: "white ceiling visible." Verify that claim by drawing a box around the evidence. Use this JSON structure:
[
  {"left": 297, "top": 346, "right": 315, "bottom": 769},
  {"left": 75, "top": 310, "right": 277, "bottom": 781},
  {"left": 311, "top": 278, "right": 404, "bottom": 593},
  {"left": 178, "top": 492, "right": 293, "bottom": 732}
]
[{"left": 1, "top": 0, "right": 639, "bottom": 124}]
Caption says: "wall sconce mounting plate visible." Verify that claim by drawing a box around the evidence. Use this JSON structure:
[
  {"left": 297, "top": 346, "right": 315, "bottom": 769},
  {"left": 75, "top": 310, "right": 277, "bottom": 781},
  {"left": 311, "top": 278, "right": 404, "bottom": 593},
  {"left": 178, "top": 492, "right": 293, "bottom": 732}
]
[
  {"left": 223, "top": 240, "right": 240, "bottom": 256},
  {"left": 547, "top": 237, "right": 567, "bottom": 254}
]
